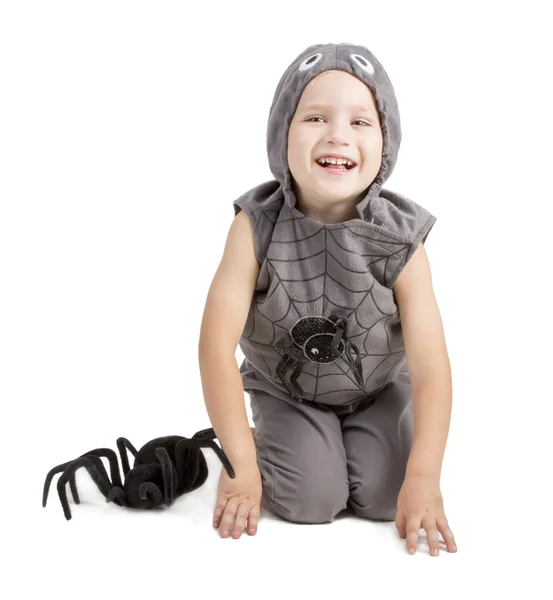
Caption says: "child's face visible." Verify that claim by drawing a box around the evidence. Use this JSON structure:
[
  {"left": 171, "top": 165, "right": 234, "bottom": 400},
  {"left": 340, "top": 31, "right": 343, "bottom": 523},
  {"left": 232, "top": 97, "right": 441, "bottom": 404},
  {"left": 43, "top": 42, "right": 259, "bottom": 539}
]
[{"left": 287, "top": 70, "right": 383, "bottom": 210}]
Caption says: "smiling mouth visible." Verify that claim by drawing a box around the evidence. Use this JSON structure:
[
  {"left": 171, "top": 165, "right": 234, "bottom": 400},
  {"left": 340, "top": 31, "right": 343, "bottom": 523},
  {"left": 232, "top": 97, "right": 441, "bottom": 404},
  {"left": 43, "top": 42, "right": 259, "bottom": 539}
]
[{"left": 315, "top": 161, "right": 357, "bottom": 174}]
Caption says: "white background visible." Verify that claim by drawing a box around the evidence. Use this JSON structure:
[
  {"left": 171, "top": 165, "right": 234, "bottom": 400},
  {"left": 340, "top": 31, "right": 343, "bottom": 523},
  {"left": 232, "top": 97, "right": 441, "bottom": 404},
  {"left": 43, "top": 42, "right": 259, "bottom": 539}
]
[{"left": 1, "top": 0, "right": 551, "bottom": 597}]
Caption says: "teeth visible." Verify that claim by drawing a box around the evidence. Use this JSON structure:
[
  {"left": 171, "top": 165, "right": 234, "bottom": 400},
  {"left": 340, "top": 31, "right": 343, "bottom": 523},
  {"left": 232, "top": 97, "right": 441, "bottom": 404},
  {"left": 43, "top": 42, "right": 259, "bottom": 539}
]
[{"left": 317, "top": 157, "right": 354, "bottom": 166}]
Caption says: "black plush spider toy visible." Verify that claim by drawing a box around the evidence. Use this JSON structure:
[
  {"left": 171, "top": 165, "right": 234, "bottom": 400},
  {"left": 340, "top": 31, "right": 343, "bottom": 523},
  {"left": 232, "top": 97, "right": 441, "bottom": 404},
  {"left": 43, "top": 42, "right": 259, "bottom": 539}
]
[
  {"left": 275, "top": 314, "right": 364, "bottom": 401},
  {"left": 42, "top": 427, "right": 235, "bottom": 520}
]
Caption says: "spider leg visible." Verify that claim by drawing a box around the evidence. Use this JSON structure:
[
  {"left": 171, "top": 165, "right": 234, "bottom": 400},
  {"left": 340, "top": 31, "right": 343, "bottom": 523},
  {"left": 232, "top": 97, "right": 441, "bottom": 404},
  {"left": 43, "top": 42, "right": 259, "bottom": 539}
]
[
  {"left": 69, "top": 475, "right": 80, "bottom": 505},
  {"left": 78, "top": 448, "right": 125, "bottom": 507},
  {"left": 174, "top": 427, "right": 219, "bottom": 493},
  {"left": 191, "top": 427, "right": 217, "bottom": 440},
  {"left": 139, "top": 482, "right": 163, "bottom": 505},
  {"left": 154, "top": 447, "right": 176, "bottom": 507},
  {"left": 330, "top": 320, "right": 345, "bottom": 353},
  {"left": 81, "top": 448, "right": 124, "bottom": 489},
  {"left": 276, "top": 353, "right": 294, "bottom": 383},
  {"left": 173, "top": 439, "right": 206, "bottom": 494},
  {"left": 56, "top": 456, "right": 115, "bottom": 520},
  {"left": 179, "top": 437, "right": 236, "bottom": 480},
  {"left": 43, "top": 460, "right": 78, "bottom": 507},
  {"left": 346, "top": 341, "right": 364, "bottom": 386},
  {"left": 198, "top": 439, "right": 235, "bottom": 479},
  {"left": 276, "top": 354, "right": 300, "bottom": 398},
  {"left": 116, "top": 437, "right": 138, "bottom": 476},
  {"left": 193, "top": 428, "right": 238, "bottom": 473},
  {"left": 42, "top": 452, "right": 109, "bottom": 508},
  {"left": 277, "top": 348, "right": 308, "bottom": 401},
  {"left": 106, "top": 486, "right": 127, "bottom": 505},
  {"left": 288, "top": 360, "right": 307, "bottom": 401}
]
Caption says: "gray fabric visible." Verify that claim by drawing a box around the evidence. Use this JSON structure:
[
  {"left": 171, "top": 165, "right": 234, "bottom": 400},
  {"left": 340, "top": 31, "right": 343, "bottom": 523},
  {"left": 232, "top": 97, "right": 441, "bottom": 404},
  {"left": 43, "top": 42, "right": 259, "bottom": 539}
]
[
  {"left": 250, "top": 370, "right": 414, "bottom": 523},
  {"left": 230, "top": 43, "right": 436, "bottom": 522},
  {"left": 235, "top": 186, "right": 435, "bottom": 404},
  {"left": 234, "top": 42, "right": 436, "bottom": 405}
]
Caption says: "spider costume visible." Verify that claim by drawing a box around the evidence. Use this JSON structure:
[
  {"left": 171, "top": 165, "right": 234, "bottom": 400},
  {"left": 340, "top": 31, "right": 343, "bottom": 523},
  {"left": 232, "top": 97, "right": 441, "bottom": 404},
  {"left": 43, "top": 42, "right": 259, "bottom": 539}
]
[
  {"left": 275, "top": 314, "right": 364, "bottom": 401},
  {"left": 232, "top": 43, "right": 438, "bottom": 524}
]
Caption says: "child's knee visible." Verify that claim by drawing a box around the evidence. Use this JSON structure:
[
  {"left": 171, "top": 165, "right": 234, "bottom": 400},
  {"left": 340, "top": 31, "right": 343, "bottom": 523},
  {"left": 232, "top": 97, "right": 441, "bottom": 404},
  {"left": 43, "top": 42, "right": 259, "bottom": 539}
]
[
  {"left": 260, "top": 467, "right": 349, "bottom": 524},
  {"left": 350, "top": 497, "right": 398, "bottom": 521},
  {"left": 348, "top": 477, "right": 402, "bottom": 521}
]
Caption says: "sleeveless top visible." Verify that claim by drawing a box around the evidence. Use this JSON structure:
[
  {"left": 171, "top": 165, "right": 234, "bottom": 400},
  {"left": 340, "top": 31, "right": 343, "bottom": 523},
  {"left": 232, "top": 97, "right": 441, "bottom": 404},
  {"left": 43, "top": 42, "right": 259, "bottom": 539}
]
[{"left": 233, "top": 181, "right": 436, "bottom": 408}]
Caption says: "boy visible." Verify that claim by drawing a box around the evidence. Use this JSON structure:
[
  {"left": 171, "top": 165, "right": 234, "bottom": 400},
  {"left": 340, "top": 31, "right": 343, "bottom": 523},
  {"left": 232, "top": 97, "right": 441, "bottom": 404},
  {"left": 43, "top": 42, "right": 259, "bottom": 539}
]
[{"left": 198, "top": 42, "right": 457, "bottom": 556}]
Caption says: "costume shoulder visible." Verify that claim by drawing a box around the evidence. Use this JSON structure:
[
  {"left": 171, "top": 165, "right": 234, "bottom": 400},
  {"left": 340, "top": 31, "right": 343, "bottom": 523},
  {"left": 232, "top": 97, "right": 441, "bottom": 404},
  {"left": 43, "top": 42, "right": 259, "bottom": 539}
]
[
  {"left": 233, "top": 180, "right": 284, "bottom": 264},
  {"left": 368, "top": 188, "right": 437, "bottom": 287}
]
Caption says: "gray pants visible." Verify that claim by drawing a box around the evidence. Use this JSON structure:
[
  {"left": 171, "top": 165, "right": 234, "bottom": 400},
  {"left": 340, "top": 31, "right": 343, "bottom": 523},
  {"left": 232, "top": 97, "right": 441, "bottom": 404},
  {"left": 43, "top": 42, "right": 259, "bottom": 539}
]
[{"left": 249, "top": 370, "right": 414, "bottom": 524}]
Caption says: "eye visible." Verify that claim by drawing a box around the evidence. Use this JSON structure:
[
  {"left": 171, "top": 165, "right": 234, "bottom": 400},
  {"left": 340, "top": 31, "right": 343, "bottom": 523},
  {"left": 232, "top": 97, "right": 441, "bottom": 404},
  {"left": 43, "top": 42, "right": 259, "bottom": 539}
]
[
  {"left": 307, "top": 117, "right": 370, "bottom": 127},
  {"left": 298, "top": 53, "right": 322, "bottom": 71},
  {"left": 350, "top": 54, "right": 375, "bottom": 75}
]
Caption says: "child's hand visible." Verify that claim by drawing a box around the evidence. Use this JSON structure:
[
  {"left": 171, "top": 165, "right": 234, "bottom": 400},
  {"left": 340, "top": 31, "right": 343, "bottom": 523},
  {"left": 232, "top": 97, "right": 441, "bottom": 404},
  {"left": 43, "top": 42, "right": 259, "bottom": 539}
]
[
  {"left": 213, "top": 461, "right": 262, "bottom": 539},
  {"left": 395, "top": 474, "right": 457, "bottom": 556}
]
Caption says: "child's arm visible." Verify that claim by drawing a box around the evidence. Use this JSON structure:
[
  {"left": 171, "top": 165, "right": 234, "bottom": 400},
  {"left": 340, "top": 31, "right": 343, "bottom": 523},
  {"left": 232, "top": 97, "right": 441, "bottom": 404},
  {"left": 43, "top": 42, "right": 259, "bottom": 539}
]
[
  {"left": 393, "top": 241, "right": 457, "bottom": 556},
  {"left": 394, "top": 242, "right": 452, "bottom": 478},
  {"left": 198, "top": 209, "right": 260, "bottom": 475}
]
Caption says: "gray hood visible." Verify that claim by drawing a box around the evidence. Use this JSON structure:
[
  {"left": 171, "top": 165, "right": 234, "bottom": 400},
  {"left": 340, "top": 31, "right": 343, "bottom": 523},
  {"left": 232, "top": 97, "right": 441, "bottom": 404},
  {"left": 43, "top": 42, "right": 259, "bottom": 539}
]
[{"left": 266, "top": 42, "right": 402, "bottom": 220}]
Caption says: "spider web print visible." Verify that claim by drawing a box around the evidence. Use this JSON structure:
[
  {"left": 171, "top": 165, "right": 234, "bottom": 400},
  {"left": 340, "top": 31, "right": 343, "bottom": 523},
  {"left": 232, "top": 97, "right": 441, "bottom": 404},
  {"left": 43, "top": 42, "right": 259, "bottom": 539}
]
[{"left": 240, "top": 204, "right": 413, "bottom": 404}]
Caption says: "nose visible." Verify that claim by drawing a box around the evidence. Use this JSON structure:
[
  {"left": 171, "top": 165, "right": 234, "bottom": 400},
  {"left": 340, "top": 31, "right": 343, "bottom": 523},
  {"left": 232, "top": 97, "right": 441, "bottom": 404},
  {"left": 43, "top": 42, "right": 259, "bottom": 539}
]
[{"left": 324, "top": 121, "right": 352, "bottom": 146}]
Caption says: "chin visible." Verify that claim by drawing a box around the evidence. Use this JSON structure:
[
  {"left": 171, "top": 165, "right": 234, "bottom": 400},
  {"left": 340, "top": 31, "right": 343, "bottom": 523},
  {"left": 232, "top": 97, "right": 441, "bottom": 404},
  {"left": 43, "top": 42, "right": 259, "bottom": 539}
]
[{"left": 315, "top": 183, "right": 358, "bottom": 197}]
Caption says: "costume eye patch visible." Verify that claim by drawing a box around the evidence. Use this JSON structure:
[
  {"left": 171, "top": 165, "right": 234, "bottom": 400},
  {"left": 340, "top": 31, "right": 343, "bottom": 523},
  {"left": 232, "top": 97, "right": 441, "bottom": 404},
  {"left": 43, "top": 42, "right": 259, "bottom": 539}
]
[
  {"left": 298, "top": 53, "right": 322, "bottom": 71},
  {"left": 350, "top": 54, "right": 375, "bottom": 75}
]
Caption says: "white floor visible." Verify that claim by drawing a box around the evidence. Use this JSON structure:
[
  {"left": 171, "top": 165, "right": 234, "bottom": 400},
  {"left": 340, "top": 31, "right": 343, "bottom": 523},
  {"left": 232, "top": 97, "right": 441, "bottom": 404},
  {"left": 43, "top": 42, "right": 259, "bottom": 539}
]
[{"left": 12, "top": 440, "right": 546, "bottom": 600}]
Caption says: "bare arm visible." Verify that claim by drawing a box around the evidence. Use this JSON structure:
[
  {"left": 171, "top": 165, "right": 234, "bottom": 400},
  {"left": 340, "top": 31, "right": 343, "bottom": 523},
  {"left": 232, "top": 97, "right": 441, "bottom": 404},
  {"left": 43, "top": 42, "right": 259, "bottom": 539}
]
[
  {"left": 393, "top": 242, "right": 457, "bottom": 557},
  {"left": 393, "top": 242, "right": 452, "bottom": 478},
  {"left": 198, "top": 210, "right": 260, "bottom": 475}
]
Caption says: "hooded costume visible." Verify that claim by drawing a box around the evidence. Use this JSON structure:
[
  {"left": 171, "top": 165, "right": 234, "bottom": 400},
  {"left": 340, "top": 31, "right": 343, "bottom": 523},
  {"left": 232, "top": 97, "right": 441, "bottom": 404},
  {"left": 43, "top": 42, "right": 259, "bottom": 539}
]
[{"left": 232, "top": 43, "right": 437, "bottom": 523}]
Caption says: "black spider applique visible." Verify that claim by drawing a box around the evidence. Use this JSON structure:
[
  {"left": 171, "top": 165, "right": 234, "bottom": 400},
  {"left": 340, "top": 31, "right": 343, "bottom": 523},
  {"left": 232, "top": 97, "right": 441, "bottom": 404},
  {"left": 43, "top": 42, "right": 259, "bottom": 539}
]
[
  {"left": 42, "top": 427, "right": 234, "bottom": 520},
  {"left": 274, "top": 314, "right": 363, "bottom": 401}
]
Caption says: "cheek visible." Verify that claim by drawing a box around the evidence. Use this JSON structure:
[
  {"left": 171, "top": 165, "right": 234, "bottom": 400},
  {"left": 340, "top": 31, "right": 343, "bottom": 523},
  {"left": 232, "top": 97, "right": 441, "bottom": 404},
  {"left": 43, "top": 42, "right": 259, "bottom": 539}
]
[
  {"left": 287, "top": 144, "right": 301, "bottom": 172},
  {"left": 288, "top": 135, "right": 312, "bottom": 170},
  {"left": 361, "top": 134, "right": 383, "bottom": 163},
  {"left": 374, "top": 130, "right": 384, "bottom": 154}
]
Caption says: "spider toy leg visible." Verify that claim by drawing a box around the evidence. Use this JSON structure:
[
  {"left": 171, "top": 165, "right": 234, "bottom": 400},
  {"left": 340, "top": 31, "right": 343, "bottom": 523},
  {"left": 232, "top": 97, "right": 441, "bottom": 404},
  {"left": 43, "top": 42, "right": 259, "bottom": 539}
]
[
  {"left": 43, "top": 459, "right": 84, "bottom": 507},
  {"left": 174, "top": 435, "right": 235, "bottom": 495},
  {"left": 43, "top": 448, "right": 122, "bottom": 508},
  {"left": 190, "top": 436, "right": 235, "bottom": 479},
  {"left": 191, "top": 428, "right": 241, "bottom": 472},
  {"left": 172, "top": 439, "right": 206, "bottom": 494},
  {"left": 137, "top": 482, "right": 163, "bottom": 505},
  {"left": 56, "top": 456, "right": 118, "bottom": 520},
  {"left": 116, "top": 437, "right": 139, "bottom": 476},
  {"left": 69, "top": 475, "right": 80, "bottom": 505},
  {"left": 87, "top": 448, "right": 124, "bottom": 488},
  {"left": 78, "top": 448, "right": 127, "bottom": 507},
  {"left": 191, "top": 427, "right": 217, "bottom": 440},
  {"left": 154, "top": 447, "right": 177, "bottom": 507}
]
